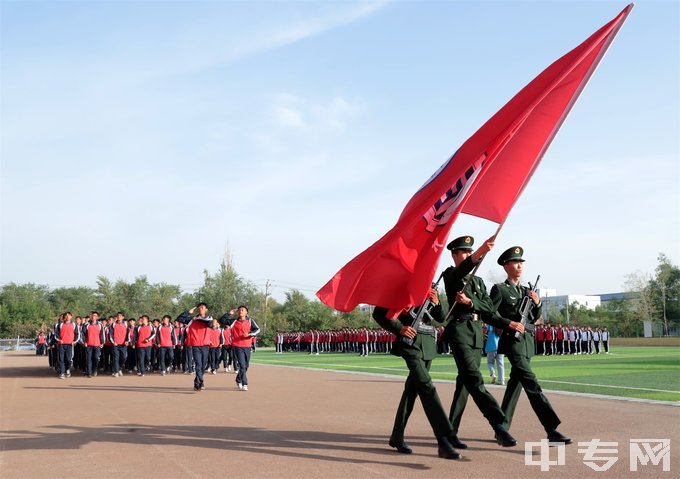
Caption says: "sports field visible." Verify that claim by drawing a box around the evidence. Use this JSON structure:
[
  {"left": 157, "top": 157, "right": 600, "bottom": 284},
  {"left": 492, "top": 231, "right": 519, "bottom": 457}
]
[
  {"left": 2, "top": 351, "right": 679, "bottom": 478},
  {"left": 252, "top": 347, "right": 680, "bottom": 402}
]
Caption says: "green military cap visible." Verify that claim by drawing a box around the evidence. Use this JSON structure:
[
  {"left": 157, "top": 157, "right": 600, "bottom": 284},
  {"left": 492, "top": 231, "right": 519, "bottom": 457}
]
[
  {"left": 446, "top": 235, "right": 474, "bottom": 251},
  {"left": 497, "top": 246, "right": 525, "bottom": 265}
]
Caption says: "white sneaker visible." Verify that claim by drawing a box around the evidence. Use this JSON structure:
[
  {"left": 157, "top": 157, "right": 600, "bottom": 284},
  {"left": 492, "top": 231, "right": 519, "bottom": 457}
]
[
  {"left": 237, "top": 383, "right": 243, "bottom": 390},
  {"left": 491, "top": 376, "right": 496, "bottom": 384},
  {"left": 243, "top": 385, "right": 248, "bottom": 391}
]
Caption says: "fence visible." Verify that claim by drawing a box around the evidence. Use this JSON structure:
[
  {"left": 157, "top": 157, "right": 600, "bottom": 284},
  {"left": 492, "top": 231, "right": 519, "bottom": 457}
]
[{"left": 0, "top": 337, "right": 36, "bottom": 351}]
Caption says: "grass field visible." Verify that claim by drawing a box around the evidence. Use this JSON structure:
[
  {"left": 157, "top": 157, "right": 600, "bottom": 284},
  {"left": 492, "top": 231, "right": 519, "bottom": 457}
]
[{"left": 251, "top": 347, "right": 680, "bottom": 403}]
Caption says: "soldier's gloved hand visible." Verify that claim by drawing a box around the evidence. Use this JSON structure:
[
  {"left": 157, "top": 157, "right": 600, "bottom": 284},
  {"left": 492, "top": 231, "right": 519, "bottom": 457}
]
[{"left": 400, "top": 326, "right": 417, "bottom": 339}]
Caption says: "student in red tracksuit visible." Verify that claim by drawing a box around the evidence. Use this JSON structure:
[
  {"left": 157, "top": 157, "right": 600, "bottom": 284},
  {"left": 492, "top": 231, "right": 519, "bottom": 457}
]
[
  {"left": 110, "top": 312, "right": 129, "bottom": 377},
  {"left": 126, "top": 318, "right": 137, "bottom": 372},
  {"left": 208, "top": 320, "right": 223, "bottom": 374},
  {"left": 173, "top": 321, "right": 184, "bottom": 372},
  {"left": 545, "top": 325, "right": 554, "bottom": 356},
  {"left": 536, "top": 326, "right": 546, "bottom": 356},
  {"left": 156, "top": 315, "right": 177, "bottom": 375},
  {"left": 35, "top": 332, "right": 47, "bottom": 356},
  {"left": 221, "top": 325, "right": 233, "bottom": 372},
  {"left": 134, "top": 315, "right": 156, "bottom": 376},
  {"left": 55, "top": 312, "right": 80, "bottom": 379},
  {"left": 82, "top": 312, "right": 105, "bottom": 378},
  {"left": 222, "top": 305, "right": 259, "bottom": 391},
  {"left": 177, "top": 303, "right": 213, "bottom": 391},
  {"left": 102, "top": 317, "right": 115, "bottom": 373},
  {"left": 556, "top": 325, "right": 565, "bottom": 355}
]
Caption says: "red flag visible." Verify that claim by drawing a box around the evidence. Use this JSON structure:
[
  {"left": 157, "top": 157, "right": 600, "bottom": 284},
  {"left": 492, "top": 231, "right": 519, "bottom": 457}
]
[{"left": 317, "top": 4, "right": 633, "bottom": 313}]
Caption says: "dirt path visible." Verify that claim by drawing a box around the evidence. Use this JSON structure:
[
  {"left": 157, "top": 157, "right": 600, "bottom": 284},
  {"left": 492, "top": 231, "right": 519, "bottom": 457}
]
[{"left": 1, "top": 352, "right": 677, "bottom": 478}]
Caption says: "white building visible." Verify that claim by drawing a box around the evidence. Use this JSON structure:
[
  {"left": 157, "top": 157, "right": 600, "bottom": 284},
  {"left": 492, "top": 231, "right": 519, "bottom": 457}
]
[{"left": 539, "top": 291, "right": 601, "bottom": 311}]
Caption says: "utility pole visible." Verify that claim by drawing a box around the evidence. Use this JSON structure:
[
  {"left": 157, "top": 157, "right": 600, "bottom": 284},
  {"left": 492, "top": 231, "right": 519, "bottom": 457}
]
[
  {"left": 662, "top": 285, "right": 668, "bottom": 337},
  {"left": 263, "top": 280, "right": 271, "bottom": 336}
]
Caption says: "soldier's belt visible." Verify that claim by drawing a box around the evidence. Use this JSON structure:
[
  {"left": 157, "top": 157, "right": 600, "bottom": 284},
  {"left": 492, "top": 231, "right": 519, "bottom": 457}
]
[
  {"left": 456, "top": 313, "right": 479, "bottom": 322},
  {"left": 416, "top": 324, "right": 436, "bottom": 336}
]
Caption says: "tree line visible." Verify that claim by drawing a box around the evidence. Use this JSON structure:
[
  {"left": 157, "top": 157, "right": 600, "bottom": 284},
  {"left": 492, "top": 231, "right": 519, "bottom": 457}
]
[
  {"left": 1, "top": 254, "right": 677, "bottom": 344},
  {"left": 542, "top": 254, "right": 679, "bottom": 337},
  {"left": 0, "top": 257, "right": 375, "bottom": 346}
]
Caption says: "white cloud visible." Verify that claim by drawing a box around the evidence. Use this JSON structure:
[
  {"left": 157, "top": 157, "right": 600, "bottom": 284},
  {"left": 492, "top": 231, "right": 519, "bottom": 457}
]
[
  {"left": 270, "top": 93, "right": 361, "bottom": 131},
  {"left": 273, "top": 105, "right": 305, "bottom": 129}
]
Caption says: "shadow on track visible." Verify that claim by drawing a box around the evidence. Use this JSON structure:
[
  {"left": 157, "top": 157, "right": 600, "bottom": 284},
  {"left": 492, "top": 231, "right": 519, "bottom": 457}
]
[{"left": 0, "top": 424, "right": 435, "bottom": 470}]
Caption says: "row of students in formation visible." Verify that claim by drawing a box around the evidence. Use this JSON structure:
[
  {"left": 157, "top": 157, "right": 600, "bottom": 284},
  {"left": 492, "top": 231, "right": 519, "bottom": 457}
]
[
  {"left": 42, "top": 303, "right": 260, "bottom": 392},
  {"left": 273, "top": 324, "right": 611, "bottom": 357},
  {"left": 274, "top": 329, "right": 396, "bottom": 355},
  {"left": 534, "top": 324, "right": 611, "bottom": 355}
]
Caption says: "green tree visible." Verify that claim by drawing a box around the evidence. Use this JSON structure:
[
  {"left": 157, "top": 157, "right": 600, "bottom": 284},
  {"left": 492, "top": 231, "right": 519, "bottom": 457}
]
[
  {"left": 648, "top": 253, "right": 680, "bottom": 336},
  {"left": 146, "top": 282, "right": 182, "bottom": 319},
  {"left": 95, "top": 276, "right": 116, "bottom": 314},
  {"left": 624, "top": 272, "right": 656, "bottom": 324},
  {"left": 601, "top": 298, "right": 643, "bottom": 337},
  {"left": 48, "top": 286, "right": 98, "bottom": 325},
  {"left": 196, "top": 258, "right": 258, "bottom": 314},
  {"left": 0, "top": 283, "right": 54, "bottom": 336}
]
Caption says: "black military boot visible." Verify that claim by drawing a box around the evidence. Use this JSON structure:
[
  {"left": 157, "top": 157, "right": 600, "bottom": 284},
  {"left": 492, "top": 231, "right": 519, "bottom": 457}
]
[
  {"left": 493, "top": 425, "right": 518, "bottom": 447},
  {"left": 437, "top": 436, "right": 462, "bottom": 460},
  {"left": 388, "top": 439, "right": 412, "bottom": 454},
  {"left": 448, "top": 434, "right": 468, "bottom": 449},
  {"left": 547, "top": 429, "right": 572, "bottom": 445}
]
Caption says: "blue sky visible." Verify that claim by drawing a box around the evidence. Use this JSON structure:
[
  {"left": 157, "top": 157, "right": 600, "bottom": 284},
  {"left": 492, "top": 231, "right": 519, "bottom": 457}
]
[{"left": 1, "top": 0, "right": 678, "bottom": 303}]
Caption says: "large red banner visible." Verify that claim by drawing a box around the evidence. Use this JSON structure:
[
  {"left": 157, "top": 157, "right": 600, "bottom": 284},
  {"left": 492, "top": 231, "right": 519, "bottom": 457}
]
[{"left": 317, "top": 5, "right": 633, "bottom": 314}]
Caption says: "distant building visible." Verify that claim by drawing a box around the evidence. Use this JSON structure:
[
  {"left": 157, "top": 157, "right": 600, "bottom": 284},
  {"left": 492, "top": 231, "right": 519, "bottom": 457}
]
[
  {"left": 539, "top": 291, "right": 601, "bottom": 311},
  {"left": 596, "top": 292, "right": 639, "bottom": 307},
  {"left": 538, "top": 290, "right": 639, "bottom": 312}
]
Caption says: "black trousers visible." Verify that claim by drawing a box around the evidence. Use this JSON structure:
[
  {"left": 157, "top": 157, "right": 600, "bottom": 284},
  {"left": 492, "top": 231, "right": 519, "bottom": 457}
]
[
  {"left": 234, "top": 347, "right": 251, "bottom": 386},
  {"left": 86, "top": 346, "right": 101, "bottom": 375},
  {"left": 173, "top": 346, "right": 183, "bottom": 369},
  {"left": 137, "top": 347, "right": 152, "bottom": 374},
  {"left": 159, "top": 347, "right": 174, "bottom": 371},
  {"left": 192, "top": 346, "right": 209, "bottom": 387},
  {"left": 113, "top": 345, "right": 127, "bottom": 373},
  {"left": 392, "top": 354, "right": 451, "bottom": 442},
  {"left": 501, "top": 354, "right": 560, "bottom": 431},
  {"left": 209, "top": 347, "right": 221, "bottom": 371},
  {"left": 184, "top": 346, "right": 194, "bottom": 372},
  {"left": 58, "top": 344, "right": 73, "bottom": 375},
  {"left": 126, "top": 346, "right": 137, "bottom": 370},
  {"left": 449, "top": 343, "right": 505, "bottom": 434},
  {"left": 221, "top": 345, "right": 233, "bottom": 368}
]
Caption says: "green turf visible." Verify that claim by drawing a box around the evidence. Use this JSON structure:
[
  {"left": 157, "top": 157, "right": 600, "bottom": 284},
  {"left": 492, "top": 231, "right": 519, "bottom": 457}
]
[{"left": 251, "top": 347, "right": 680, "bottom": 402}]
